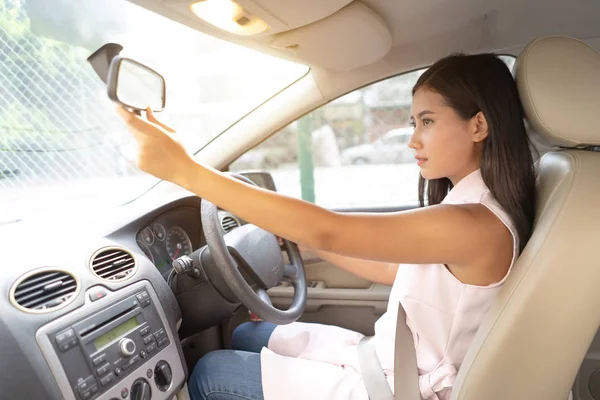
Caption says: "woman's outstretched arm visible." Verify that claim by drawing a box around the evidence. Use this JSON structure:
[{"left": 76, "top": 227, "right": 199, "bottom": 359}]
[{"left": 117, "top": 107, "right": 510, "bottom": 269}]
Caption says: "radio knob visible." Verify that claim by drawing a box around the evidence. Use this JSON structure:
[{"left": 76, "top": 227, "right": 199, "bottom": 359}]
[
  {"left": 119, "top": 338, "right": 136, "bottom": 357},
  {"left": 130, "top": 379, "right": 151, "bottom": 400}
]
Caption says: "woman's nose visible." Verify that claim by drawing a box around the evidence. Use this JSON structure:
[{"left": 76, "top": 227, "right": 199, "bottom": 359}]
[{"left": 408, "top": 129, "right": 421, "bottom": 150}]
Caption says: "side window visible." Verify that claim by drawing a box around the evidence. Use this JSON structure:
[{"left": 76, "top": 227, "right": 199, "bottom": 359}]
[
  {"left": 230, "top": 69, "right": 423, "bottom": 208},
  {"left": 230, "top": 56, "right": 515, "bottom": 208},
  {"left": 230, "top": 69, "right": 424, "bottom": 208}
]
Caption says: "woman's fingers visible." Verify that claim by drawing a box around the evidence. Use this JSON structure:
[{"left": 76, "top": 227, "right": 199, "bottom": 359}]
[
  {"left": 146, "top": 107, "right": 176, "bottom": 133},
  {"left": 115, "top": 106, "right": 148, "bottom": 136},
  {"left": 113, "top": 105, "right": 192, "bottom": 183},
  {"left": 116, "top": 106, "right": 137, "bottom": 125},
  {"left": 115, "top": 106, "right": 174, "bottom": 135}
]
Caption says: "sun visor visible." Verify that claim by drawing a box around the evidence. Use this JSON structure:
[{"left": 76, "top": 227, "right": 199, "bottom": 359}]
[{"left": 268, "top": 2, "right": 392, "bottom": 72}]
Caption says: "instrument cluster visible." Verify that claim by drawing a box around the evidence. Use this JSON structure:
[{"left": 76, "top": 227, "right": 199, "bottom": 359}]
[{"left": 135, "top": 207, "right": 202, "bottom": 278}]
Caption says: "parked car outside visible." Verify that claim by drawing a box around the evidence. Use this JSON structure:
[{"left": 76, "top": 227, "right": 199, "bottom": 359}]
[{"left": 341, "top": 127, "right": 413, "bottom": 165}]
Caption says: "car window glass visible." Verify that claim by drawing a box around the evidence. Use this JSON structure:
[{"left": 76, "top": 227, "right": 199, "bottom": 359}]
[
  {"left": 230, "top": 55, "right": 516, "bottom": 208},
  {"left": 384, "top": 133, "right": 411, "bottom": 144},
  {"left": 0, "top": 0, "right": 307, "bottom": 222}
]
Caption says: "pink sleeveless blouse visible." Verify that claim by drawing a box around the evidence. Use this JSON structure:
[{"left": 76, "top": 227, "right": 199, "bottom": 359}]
[{"left": 260, "top": 169, "right": 519, "bottom": 400}]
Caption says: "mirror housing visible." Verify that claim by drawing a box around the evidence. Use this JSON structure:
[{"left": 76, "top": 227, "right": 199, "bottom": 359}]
[
  {"left": 107, "top": 56, "right": 166, "bottom": 112},
  {"left": 237, "top": 171, "right": 277, "bottom": 191},
  {"left": 87, "top": 43, "right": 123, "bottom": 84}
]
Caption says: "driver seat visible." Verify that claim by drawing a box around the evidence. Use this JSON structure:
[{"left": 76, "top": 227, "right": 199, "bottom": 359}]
[{"left": 449, "top": 36, "right": 600, "bottom": 400}]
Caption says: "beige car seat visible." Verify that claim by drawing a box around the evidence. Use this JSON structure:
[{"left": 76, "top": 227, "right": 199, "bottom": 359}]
[{"left": 450, "top": 36, "right": 600, "bottom": 400}]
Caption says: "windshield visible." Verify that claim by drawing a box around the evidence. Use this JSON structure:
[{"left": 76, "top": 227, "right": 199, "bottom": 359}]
[{"left": 0, "top": 0, "right": 308, "bottom": 223}]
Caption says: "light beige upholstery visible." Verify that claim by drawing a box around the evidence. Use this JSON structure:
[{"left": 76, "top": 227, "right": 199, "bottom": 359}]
[
  {"left": 516, "top": 36, "right": 600, "bottom": 148},
  {"left": 451, "top": 36, "right": 600, "bottom": 400}
]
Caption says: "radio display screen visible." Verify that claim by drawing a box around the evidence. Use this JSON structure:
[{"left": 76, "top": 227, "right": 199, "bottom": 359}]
[{"left": 94, "top": 317, "right": 139, "bottom": 350}]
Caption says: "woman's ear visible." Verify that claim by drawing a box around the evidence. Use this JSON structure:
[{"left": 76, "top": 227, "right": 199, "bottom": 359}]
[{"left": 472, "top": 111, "right": 489, "bottom": 143}]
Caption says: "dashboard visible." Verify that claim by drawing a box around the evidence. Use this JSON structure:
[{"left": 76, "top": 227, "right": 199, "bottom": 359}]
[
  {"left": 0, "top": 171, "right": 266, "bottom": 400},
  {"left": 0, "top": 191, "right": 244, "bottom": 400}
]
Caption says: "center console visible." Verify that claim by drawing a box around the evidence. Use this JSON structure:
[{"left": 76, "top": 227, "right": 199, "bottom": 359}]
[{"left": 36, "top": 280, "right": 185, "bottom": 400}]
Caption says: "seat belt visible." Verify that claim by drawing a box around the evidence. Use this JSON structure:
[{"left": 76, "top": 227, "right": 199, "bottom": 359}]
[
  {"left": 393, "top": 304, "right": 420, "bottom": 399},
  {"left": 358, "top": 336, "right": 394, "bottom": 400},
  {"left": 358, "top": 305, "right": 420, "bottom": 400}
]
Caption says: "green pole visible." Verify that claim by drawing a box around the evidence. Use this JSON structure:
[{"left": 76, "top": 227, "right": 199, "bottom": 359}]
[{"left": 297, "top": 114, "right": 315, "bottom": 203}]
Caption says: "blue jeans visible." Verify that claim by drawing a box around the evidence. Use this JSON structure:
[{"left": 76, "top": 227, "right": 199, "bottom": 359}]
[{"left": 189, "top": 321, "right": 277, "bottom": 400}]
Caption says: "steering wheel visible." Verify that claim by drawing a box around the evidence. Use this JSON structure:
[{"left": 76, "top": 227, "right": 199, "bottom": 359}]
[{"left": 199, "top": 174, "right": 307, "bottom": 325}]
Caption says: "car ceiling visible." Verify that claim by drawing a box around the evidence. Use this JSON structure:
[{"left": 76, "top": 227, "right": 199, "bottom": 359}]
[
  {"left": 126, "top": 0, "right": 600, "bottom": 121},
  {"left": 131, "top": 0, "right": 600, "bottom": 72}
]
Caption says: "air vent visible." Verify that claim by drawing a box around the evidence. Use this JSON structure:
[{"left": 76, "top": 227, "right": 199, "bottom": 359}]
[
  {"left": 11, "top": 269, "right": 78, "bottom": 313},
  {"left": 90, "top": 248, "right": 136, "bottom": 281},
  {"left": 220, "top": 215, "right": 240, "bottom": 233}
]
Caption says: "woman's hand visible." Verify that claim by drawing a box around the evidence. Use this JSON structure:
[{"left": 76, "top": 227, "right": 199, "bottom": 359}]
[{"left": 116, "top": 106, "right": 195, "bottom": 185}]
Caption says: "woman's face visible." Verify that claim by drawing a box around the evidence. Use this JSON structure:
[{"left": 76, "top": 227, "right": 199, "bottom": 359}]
[{"left": 409, "top": 87, "right": 483, "bottom": 185}]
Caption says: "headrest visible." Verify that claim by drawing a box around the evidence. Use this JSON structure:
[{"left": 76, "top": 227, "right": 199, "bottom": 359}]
[{"left": 514, "top": 36, "right": 600, "bottom": 148}]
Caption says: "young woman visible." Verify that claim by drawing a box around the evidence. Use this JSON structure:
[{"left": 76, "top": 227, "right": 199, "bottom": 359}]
[{"left": 116, "top": 53, "right": 536, "bottom": 400}]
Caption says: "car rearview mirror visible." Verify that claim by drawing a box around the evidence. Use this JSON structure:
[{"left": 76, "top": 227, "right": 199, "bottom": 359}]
[{"left": 107, "top": 56, "right": 166, "bottom": 112}]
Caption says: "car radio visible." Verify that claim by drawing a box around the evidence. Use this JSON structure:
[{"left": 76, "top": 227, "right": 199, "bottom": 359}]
[{"left": 37, "top": 280, "right": 185, "bottom": 400}]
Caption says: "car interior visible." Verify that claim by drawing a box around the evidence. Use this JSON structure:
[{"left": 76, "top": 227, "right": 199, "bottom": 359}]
[{"left": 1, "top": 0, "right": 600, "bottom": 399}]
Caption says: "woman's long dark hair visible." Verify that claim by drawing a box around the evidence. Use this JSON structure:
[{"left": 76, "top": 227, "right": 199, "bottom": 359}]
[{"left": 413, "top": 54, "right": 536, "bottom": 251}]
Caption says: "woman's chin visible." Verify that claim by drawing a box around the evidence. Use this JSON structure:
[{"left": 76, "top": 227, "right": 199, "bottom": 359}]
[
  {"left": 419, "top": 167, "right": 444, "bottom": 181},
  {"left": 419, "top": 167, "right": 434, "bottom": 180}
]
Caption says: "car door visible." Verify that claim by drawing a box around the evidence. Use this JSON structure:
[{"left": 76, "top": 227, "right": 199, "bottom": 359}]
[{"left": 229, "top": 69, "right": 424, "bottom": 335}]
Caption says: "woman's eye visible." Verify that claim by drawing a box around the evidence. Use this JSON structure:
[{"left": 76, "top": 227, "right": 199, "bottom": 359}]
[
  {"left": 423, "top": 118, "right": 433, "bottom": 126},
  {"left": 409, "top": 121, "right": 416, "bottom": 128}
]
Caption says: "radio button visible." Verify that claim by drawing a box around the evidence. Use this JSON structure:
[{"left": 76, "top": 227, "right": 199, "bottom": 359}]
[
  {"left": 55, "top": 333, "right": 66, "bottom": 344},
  {"left": 58, "top": 338, "right": 77, "bottom": 352},
  {"left": 146, "top": 343, "right": 157, "bottom": 354},
  {"left": 100, "top": 372, "right": 115, "bottom": 386},
  {"left": 56, "top": 328, "right": 74, "bottom": 342},
  {"left": 96, "top": 363, "right": 110, "bottom": 376},
  {"left": 157, "top": 337, "right": 169, "bottom": 347},
  {"left": 92, "top": 354, "right": 106, "bottom": 366},
  {"left": 123, "top": 355, "right": 141, "bottom": 371},
  {"left": 56, "top": 328, "right": 76, "bottom": 351},
  {"left": 140, "top": 326, "right": 150, "bottom": 336},
  {"left": 114, "top": 367, "right": 123, "bottom": 376},
  {"left": 77, "top": 376, "right": 97, "bottom": 399},
  {"left": 136, "top": 292, "right": 151, "bottom": 307},
  {"left": 153, "top": 329, "right": 165, "bottom": 340},
  {"left": 140, "top": 350, "right": 147, "bottom": 359},
  {"left": 143, "top": 335, "right": 154, "bottom": 345}
]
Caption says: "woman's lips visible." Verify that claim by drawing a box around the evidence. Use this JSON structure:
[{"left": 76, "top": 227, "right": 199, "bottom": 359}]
[{"left": 415, "top": 156, "right": 428, "bottom": 166}]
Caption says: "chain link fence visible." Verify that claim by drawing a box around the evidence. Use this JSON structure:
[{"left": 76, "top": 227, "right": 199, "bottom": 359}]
[{"left": 0, "top": 0, "right": 137, "bottom": 191}]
